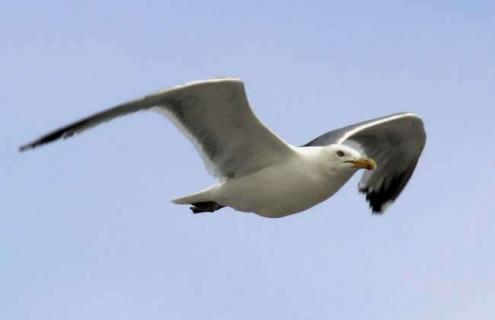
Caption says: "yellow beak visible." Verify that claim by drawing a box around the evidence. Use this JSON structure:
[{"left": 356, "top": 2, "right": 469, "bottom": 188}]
[{"left": 346, "top": 158, "right": 377, "bottom": 170}]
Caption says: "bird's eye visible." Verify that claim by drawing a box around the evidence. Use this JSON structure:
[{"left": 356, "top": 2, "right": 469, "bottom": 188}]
[{"left": 336, "top": 150, "right": 345, "bottom": 157}]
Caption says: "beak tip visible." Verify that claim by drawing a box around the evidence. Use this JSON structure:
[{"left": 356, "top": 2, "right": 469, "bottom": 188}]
[{"left": 368, "top": 159, "right": 377, "bottom": 170}]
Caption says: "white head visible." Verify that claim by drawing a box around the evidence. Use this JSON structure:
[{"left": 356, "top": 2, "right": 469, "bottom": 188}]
[{"left": 321, "top": 144, "right": 377, "bottom": 172}]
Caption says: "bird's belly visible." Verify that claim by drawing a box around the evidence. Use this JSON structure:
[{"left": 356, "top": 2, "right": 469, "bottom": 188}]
[{"left": 213, "top": 164, "right": 349, "bottom": 218}]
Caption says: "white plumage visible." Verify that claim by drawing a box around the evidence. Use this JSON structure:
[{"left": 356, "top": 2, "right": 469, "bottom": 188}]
[{"left": 19, "top": 78, "right": 426, "bottom": 217}]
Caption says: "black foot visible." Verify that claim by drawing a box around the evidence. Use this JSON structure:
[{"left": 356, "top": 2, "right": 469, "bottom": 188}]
[{"left": 190, "top": 201, "right": 225, "bottom": 214}]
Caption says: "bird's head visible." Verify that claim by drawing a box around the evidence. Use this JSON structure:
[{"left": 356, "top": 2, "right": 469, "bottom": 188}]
[{"left": 324, "top": 144, "right": 377, "bottom": 171}]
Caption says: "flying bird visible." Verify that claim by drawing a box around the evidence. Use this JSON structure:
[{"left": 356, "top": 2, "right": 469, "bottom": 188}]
[{"left": 19, "top": 78, "right": 426, "bottom": 218}]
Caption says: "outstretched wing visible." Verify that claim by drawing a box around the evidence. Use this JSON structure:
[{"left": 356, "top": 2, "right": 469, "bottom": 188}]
[
  {"left": 304, "top": 113, "right": 426, "bottom": 213},
  {"left": 19, "top": 78, "right": 294, "bottom": 179}
]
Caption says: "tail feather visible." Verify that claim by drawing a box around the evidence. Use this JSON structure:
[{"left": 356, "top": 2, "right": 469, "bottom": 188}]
[
  {"left": 172, "top": 188, "right": 213, "bottom": 205},
  {"left": 172, "top": 188, "right": 225, "bottom": 214}
]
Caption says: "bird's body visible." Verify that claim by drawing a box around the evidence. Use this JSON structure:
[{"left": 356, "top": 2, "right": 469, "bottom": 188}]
[
  {"left": 20, "top": 78, "right": 426, "bottom": 217},
  {"left": 176, "top": 146, "right": 356, "bottom": 218}
]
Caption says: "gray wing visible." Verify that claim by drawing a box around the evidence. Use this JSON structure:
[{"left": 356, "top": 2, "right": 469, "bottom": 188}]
[
  {"left": 19, "top": 78, "right": 294, "bottom": 179},
  {"left": 304, "top": 113, "right": 426, "bottom": 213}
]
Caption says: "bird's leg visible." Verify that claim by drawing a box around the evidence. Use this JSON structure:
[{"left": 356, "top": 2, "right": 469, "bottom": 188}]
[{"left": 190, "top": 201, "right": 225, "bottom": 214}]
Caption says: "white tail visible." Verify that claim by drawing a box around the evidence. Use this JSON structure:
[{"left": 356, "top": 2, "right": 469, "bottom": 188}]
[{"left": 172, "top": 187, "right": 214, "bottom": 205}]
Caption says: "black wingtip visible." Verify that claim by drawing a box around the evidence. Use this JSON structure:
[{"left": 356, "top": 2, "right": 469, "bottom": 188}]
[
  {"left": 18, "top": 126, "right": 75, "bottom": 153},
  {"left": 371, "top": 208, "right": 385, "bottom": 215},
  {"left": 18, "top": 143, "right": 32, "bottom": 153},
  {"left": 359, "top": 186, "right": 392, "bottom": 215},
  {"left": 18, "top": 139, "right": 45, "bottom": 152},
  {"left": 369, "top": 201, "right": 385, "bottom": 214}
]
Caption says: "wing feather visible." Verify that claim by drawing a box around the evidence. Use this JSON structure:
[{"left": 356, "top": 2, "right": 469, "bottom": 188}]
[{"left": 19, "top": 78, "right": 293, "bottom": 179}]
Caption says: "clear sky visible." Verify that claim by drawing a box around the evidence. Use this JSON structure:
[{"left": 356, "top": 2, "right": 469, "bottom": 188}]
[{"left": 1, "top": 1, "right": 495, "bottom": 319}]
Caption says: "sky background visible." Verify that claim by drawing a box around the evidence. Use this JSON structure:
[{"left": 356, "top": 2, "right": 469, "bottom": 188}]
[{"left": 1, "top": 1, "right": 495, "bottom": 319}]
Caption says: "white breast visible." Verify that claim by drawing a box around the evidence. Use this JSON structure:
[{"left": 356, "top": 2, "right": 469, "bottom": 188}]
[{"left": 211, "top": 147, "right": 354, "bottom": 218}]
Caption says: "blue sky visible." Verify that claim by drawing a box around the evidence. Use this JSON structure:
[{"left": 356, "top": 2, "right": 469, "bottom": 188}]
[{"left": 1, "top": 1, "right": 495, "bottom": 319}]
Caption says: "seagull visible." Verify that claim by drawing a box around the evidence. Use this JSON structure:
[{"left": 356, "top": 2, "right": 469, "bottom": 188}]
[{"left": 19, "top": 78, "right": 426, "bottom": 218}]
